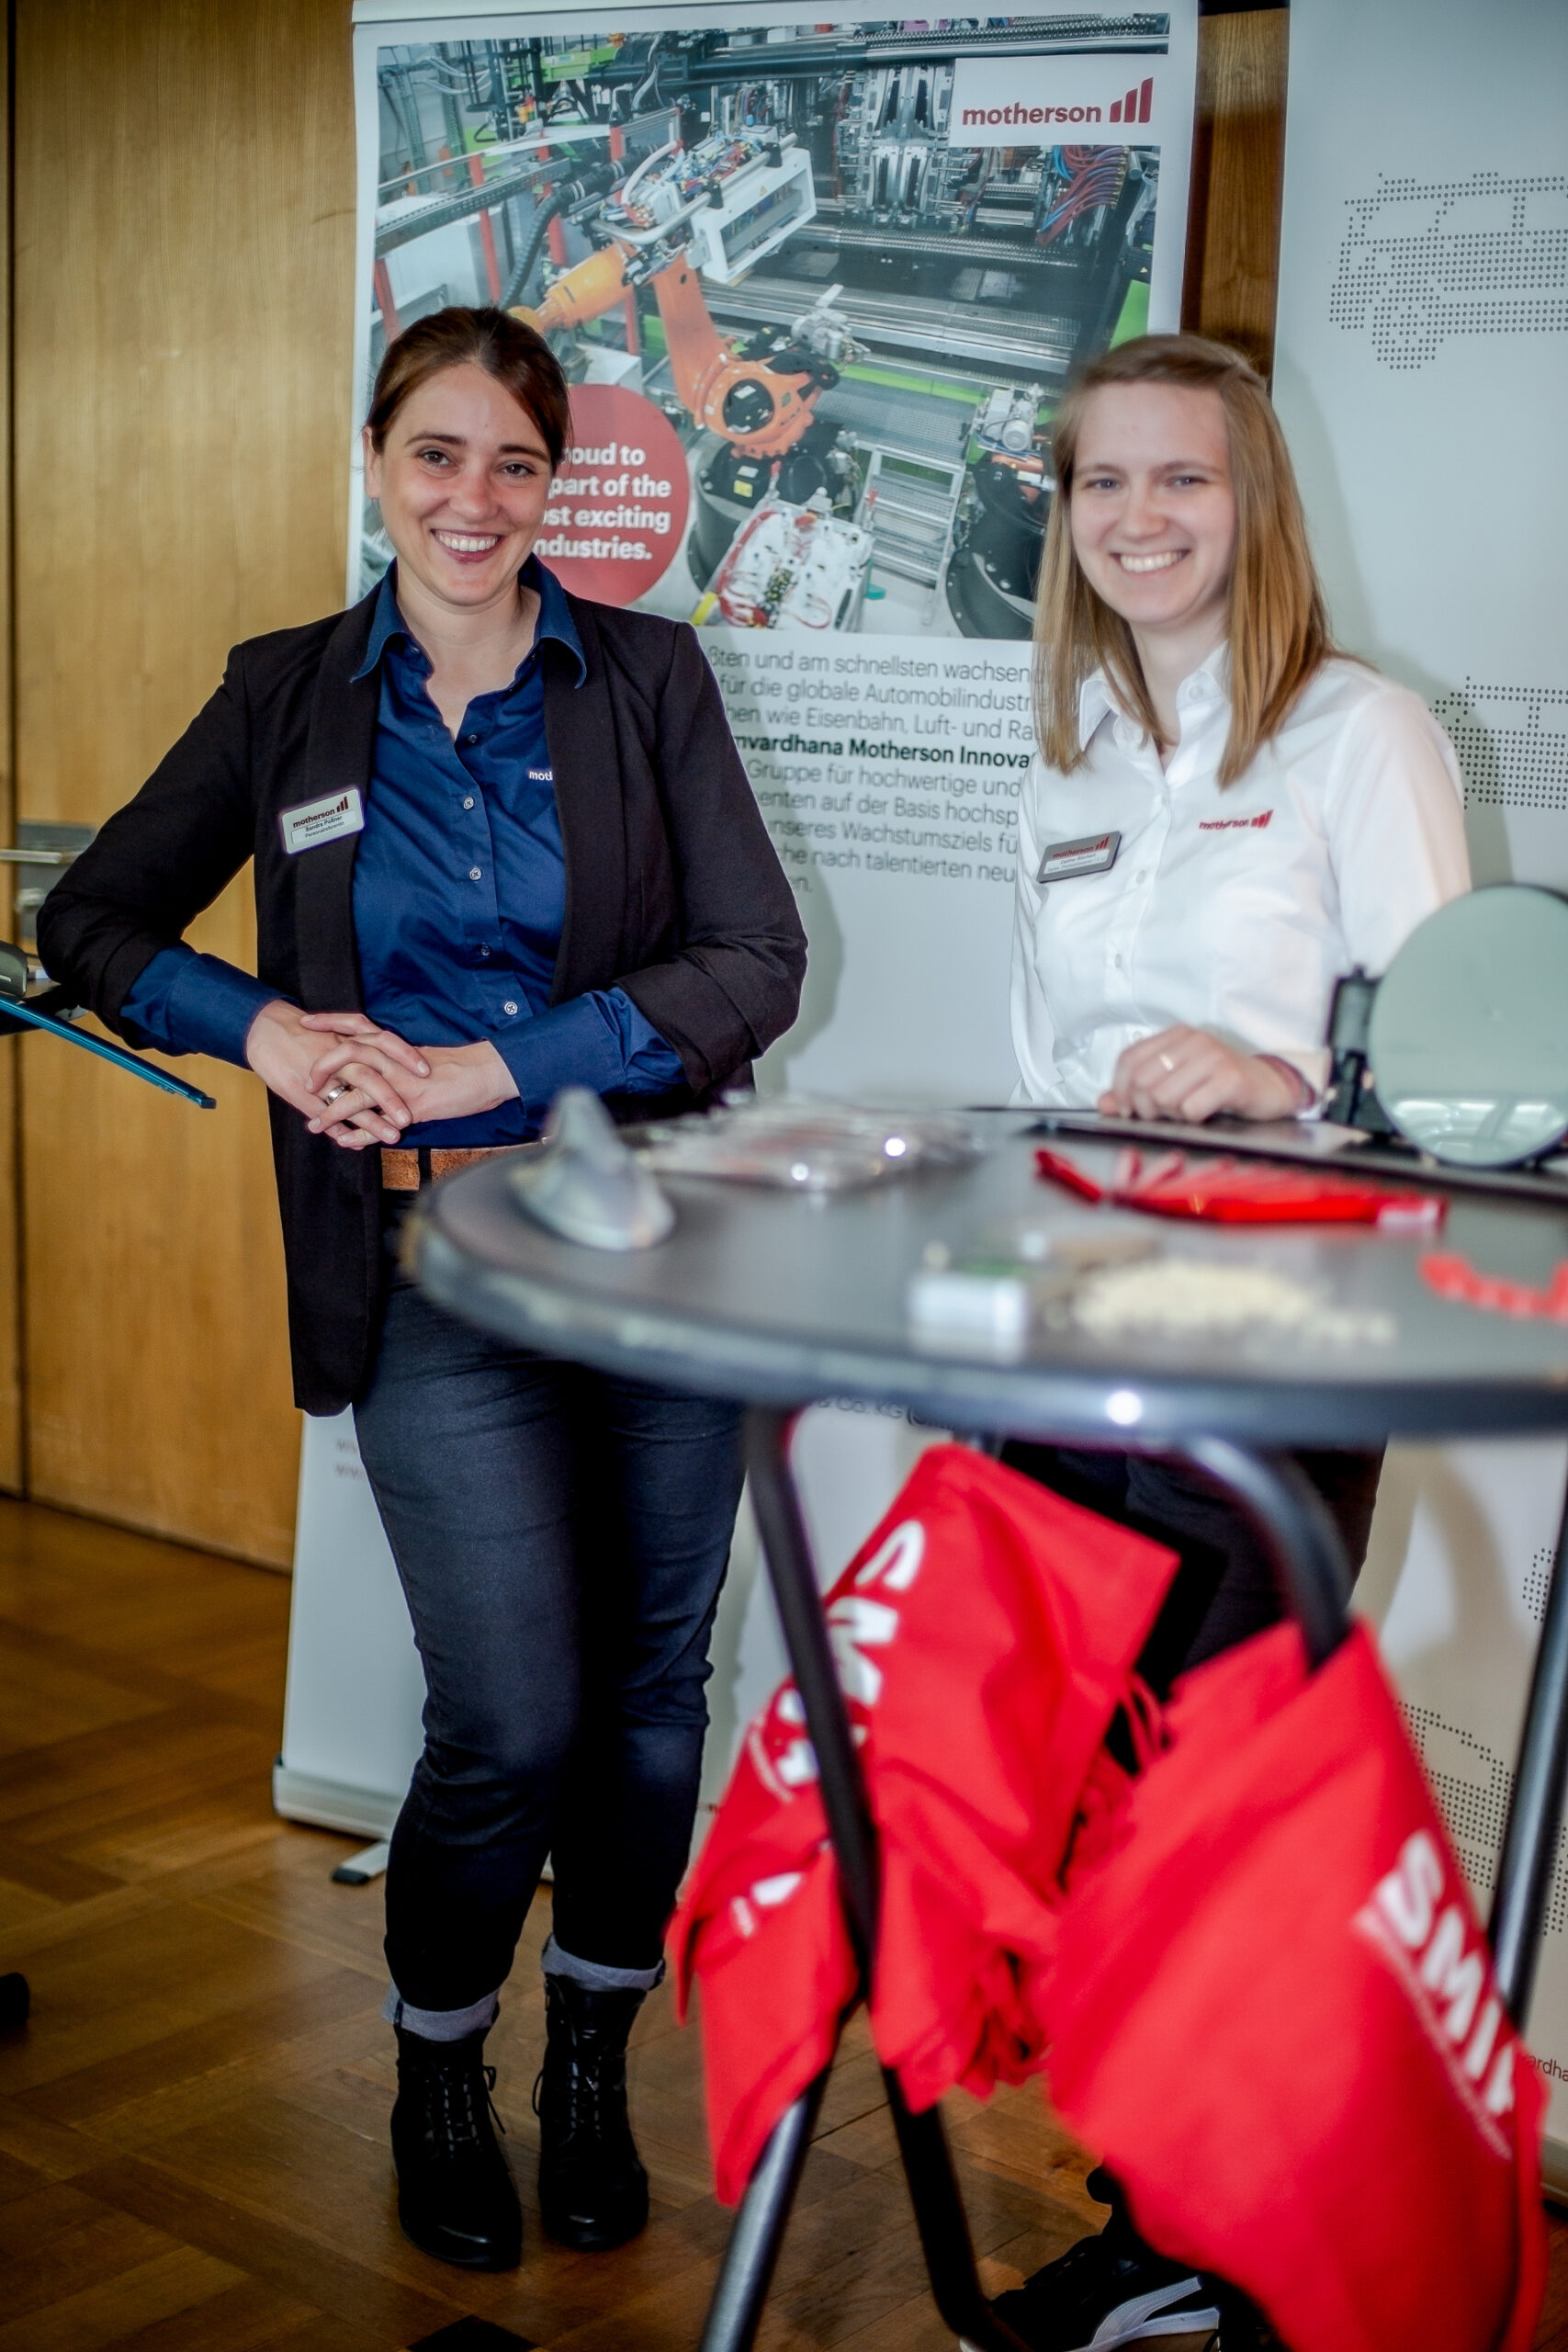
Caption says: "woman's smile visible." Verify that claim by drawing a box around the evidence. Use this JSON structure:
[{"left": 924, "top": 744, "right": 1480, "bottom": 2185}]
[{"left": 431, "top": 526, "right": 505, "bottom": 562}]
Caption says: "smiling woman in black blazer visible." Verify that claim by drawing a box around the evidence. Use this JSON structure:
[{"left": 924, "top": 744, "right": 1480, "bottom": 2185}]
[{"left": 40, "top": 307, "right": 806, "bottom": 2276}]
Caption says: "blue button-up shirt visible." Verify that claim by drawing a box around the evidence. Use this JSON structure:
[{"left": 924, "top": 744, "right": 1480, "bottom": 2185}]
[{"left": 122, "top": 558, "right": 684, "bottom": 1144}]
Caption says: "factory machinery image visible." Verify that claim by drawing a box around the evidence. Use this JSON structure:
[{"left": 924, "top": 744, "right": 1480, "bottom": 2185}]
[{"left": 368, "top": 17, "right": 1169, "bottom": 636}]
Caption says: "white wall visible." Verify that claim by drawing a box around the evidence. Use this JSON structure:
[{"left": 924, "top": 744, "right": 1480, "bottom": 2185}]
[{"left": 1272, "top": 0, "right": 1568, "bottom": 2164}]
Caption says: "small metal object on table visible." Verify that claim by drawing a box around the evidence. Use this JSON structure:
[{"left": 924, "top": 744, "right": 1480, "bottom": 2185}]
[{"left": 412, "top": 1115, "right": 1568, "bottom": 2352}]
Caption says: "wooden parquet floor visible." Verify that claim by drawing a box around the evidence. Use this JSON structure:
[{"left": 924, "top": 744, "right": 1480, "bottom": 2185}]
[{"left": 1, "top": 1495, "right": 1567, "bottom": 2352}]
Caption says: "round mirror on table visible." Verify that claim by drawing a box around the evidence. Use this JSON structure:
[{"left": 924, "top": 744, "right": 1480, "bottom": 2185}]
[{"left": 1369, "top": 885, "right": 1568, "bottom": 1167}]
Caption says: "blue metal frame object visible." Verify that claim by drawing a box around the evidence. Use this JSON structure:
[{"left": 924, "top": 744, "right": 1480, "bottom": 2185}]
[{"left": 0, "top": 996, "right": 215, "bottom": 1107}]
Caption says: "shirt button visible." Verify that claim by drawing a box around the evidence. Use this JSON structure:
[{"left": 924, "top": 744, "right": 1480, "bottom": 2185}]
[
  {"left": 469, "top": 866, "right": 482, "bottom": 881},
  {"left": 463, "top": 796, "right": 475, "bottom": 810},
  {"left": 462, "top": 733, "right": 479, "bottom": 746},
  {"left": 502, "top": 1000, "right": 519, "bottom": 1017},
  {"left": 1113, "top": 954, "right": 1123, "bottom": 968},
  {"left": 1134, "top": 869, "right": 1146, "bottom": 883},
  {"left": 478, "top": 946, "right": 491, "bottom": 959}
]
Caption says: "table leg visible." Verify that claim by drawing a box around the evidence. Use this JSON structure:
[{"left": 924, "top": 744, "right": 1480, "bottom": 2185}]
[
  {"left": 1179, "top": 1437, "right": 1352, "bottom": 1670},
  {"left": 705, "top": 1407, "right": 1026, "bottom": 2352},
  {"left": 1487, "top": 1476, "right": 1568, "bottom": 2024},
  {"left": 698, "top": 2071, "right": 828, "bottom": 2352}
]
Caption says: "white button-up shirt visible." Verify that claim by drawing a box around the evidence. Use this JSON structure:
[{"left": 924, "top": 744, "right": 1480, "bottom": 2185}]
[{"left": 1010, "top": 650, "right": 1472, "bottom": 1107}]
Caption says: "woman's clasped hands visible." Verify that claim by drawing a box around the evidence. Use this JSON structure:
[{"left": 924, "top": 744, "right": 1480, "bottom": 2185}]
[{"left": 244, "top": 1001, "right": 518, "bottom": 1148}]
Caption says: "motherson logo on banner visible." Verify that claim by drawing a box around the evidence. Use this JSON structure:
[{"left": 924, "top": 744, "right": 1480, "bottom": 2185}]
[{"left": 949, "top": 53, "right": 1168, "bottom": 145}]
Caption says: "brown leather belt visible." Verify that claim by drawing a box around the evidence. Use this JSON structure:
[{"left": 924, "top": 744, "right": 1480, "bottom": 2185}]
[{"left": 380, "top": 1145, "right": 519, "bottom": 1191}]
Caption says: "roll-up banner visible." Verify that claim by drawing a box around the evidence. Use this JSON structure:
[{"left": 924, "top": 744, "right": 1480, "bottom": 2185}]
[
  {"left": 1272, "top": 0, "right": 1568, "bottom": 2186},
  {"left": 347, "top": 0, "right": 1199, "bottom": 1100},
  {"left": 276, "top": 5, "right": 1201, "bottom": 1839}
]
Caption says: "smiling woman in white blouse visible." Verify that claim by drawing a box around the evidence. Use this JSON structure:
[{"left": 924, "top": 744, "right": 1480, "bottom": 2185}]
[
  {"left": 1011, "top": 331, "right": 1470, "bottom": 1125},
  {"left": 994, "top": 337, "right": 1472, "bottom": 2352}
]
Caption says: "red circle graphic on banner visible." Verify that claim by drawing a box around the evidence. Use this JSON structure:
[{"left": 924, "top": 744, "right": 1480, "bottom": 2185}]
[{"left": 535, "top": 384, "right": 690, "bottom": 605}]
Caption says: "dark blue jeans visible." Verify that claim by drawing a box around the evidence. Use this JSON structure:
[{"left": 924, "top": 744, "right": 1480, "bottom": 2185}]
[{"left": 354, "top": 1262, "right": 744, "bottom": 2015}]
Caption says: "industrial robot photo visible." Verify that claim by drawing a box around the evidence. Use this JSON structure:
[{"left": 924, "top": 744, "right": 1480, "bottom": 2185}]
[{"left": 367, "top": 19, "right": 1164, "bottom": 637}]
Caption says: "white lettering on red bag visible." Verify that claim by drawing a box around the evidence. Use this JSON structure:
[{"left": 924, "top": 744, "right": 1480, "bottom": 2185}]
[
  {"left": 728, "top": 1868, "right": 807, "bottom": 1941},
  {"left": 827, "top": 1594, "right": 900, "bottom": 1705},
  {"left": 744, "top": 1519, "right": 926, "bottom": 1799},
  {"left": 1355, "top": 1828, "right": 1519, "bottom": 2158},
  {"left": 853, "top": 1520, "right": 926, "bottom": 1594}
]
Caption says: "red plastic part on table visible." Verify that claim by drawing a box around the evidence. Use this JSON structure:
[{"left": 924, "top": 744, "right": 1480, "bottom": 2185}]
[
  {"left": 1033, "top": 1146, "right": 1446, "bottom": 1232},
  {"left": 1421, "top": 1252, "right": 1568, "bottom": 1321}
]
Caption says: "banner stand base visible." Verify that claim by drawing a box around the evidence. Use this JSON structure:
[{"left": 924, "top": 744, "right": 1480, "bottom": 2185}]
[{"left": 271, "top": 1759, "right": 402, "bottom": 1842}]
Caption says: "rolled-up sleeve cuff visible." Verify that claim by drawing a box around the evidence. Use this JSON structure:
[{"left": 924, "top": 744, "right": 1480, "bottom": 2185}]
[
  {"left": 120, "top": 944, "right": 286, "bottom": 1067},
  {"left": 493, "top": 989, "right": 685, "bottom": 1121},
  {"left": 609, "top": 986, "right": 687, "bottom": 1094}
]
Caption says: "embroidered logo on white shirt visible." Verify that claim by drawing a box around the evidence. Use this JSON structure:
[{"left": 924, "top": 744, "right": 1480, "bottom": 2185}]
[{"left": 1198, "top": 810, "right": 1273, "bottom": 832}]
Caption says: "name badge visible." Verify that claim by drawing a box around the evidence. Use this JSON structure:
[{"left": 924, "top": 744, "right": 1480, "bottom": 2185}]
[
  {"left": 278, "top": 787, "right": 365, "bottom": 855},
  {"left": 1037, "top": 828, "right": 1121, "bottom": 884}
]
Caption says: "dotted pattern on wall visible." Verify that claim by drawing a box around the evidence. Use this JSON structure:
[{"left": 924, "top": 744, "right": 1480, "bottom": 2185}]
[
  {"left": 1431, "top": 681, "right": 1568, "bottom": 812},
  {"left": 1404, "top": 1701, "right": 1568, "bottom": 1938},
  {"left": 1330, "top": 170, "right": 1568, "bottom": 368},
  {"left": 1526, "top": 1544, "right": 1556, "bottom": 1623}
]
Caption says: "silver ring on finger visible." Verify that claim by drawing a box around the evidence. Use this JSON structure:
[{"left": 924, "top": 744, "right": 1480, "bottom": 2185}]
[
  {"left": 320, "top": 1081, "right": 352, "bottom": 1107},
  {"left": 1158, "top": 1052, "right": 1177, "bottom": 1074}
]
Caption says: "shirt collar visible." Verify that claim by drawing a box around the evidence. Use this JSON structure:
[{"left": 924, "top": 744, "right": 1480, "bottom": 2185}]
[
  {"left": 1078, "top": 639, "right": 1232, "bottom": 743},
  {"left": 352, "top": 553, "right": 586, "bottom": 687}
]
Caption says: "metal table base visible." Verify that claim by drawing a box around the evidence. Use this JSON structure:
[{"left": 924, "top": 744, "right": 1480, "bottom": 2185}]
[{"left": 698, "top": 1409, "right": 1568, "bottom": 2352}]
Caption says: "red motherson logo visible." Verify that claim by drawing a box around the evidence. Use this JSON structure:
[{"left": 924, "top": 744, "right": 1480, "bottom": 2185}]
[{"left": 1110, "top": 77, "right": 1154, "bottom": 125}]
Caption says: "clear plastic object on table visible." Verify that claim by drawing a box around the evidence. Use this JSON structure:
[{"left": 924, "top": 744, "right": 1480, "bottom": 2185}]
[{"left": 637, "top": 1096, "right": 985, "bottom": 1193}]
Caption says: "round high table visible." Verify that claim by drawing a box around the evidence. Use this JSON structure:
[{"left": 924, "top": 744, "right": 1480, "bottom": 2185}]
[{"left": 413, "top": 1116, "right": 1568, "bottom": 2352}]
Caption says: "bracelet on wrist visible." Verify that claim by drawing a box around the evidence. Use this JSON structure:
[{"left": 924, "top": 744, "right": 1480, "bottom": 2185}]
[{"left": 1256, "top": 1054, "right": 1314, "bottom": 1114}]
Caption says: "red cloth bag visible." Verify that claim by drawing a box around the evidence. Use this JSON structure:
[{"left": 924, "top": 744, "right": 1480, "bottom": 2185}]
[
  {"left": 670, "top": 1444, "right": 1177, "bottom": 2201},
  {"left": 1048, "top": 1620, "right": 1548, "bottom": 2352}
]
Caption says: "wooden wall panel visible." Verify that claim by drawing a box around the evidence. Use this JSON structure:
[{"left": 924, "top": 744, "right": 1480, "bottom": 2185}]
[
  {"left": 1184, "top": 8, "right": 1291, "bottom": 378},
  {"left": 13, "top": 0, "right": 355, "bottom": 1563},
  {"left": 0, "top": 13, "right": 22, "bottom": 1498}
]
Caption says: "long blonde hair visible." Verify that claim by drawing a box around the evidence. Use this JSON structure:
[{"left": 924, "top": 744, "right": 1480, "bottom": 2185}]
[{"left": 1032, "top": 334, "right": 1336, "bottom": 786}]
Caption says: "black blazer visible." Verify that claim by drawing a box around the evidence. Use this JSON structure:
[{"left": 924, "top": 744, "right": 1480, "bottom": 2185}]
[{"left": 39, "top": 583, "right": 807, "bottom": 1414}]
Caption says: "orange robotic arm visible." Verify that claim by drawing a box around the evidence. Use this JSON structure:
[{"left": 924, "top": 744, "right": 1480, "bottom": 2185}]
[{"left": 515, "top": 243, "right": 826, "bottom": 460}]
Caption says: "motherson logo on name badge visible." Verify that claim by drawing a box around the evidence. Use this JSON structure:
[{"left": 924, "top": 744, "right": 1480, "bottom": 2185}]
[{"left": 278, "top": 788, "right": 365, "bottom": 854}]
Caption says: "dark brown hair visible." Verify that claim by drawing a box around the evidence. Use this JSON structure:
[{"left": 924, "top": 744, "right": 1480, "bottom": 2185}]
[
  {"left": 1033, "top": 334, "right": 1337, "bottom": 786},
  {"left": 366, "top": 305, "right": 570, "bottom": 472}
]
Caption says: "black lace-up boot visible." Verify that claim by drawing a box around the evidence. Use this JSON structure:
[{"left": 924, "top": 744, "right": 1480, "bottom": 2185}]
[
  {"left": 536, "top": 1975, "right": 649, "bottom": 2251},
  {"left": 390, "top": 2023, "right": 522, "bottom": 2270}
]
